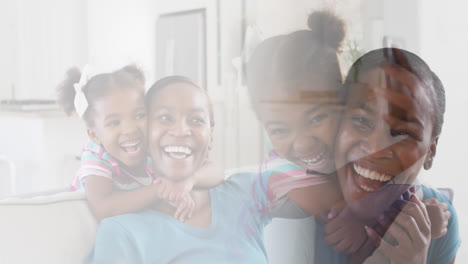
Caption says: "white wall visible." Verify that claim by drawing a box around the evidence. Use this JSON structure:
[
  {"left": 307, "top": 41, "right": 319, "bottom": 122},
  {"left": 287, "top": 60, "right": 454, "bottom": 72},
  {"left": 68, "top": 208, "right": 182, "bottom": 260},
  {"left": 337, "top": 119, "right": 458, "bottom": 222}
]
[
  {"left": 419, "top": 0, "right": 468, "bottom": 261},
  {"left": 86, "top": 0, "right": 157, "bottom": 82},
  {"left": 0, "top": 0, "right": 87, "bottom": 100}
]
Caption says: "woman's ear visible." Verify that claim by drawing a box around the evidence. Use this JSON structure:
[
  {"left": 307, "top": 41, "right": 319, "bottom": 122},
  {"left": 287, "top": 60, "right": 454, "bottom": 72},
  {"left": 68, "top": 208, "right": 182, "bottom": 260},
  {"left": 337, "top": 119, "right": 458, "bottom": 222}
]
[
  {"left": 424, "top": 137, "right": 439, "bottom": 170},
  {"left": 87, "top": 128, "right": 102, "bottom": 145}
]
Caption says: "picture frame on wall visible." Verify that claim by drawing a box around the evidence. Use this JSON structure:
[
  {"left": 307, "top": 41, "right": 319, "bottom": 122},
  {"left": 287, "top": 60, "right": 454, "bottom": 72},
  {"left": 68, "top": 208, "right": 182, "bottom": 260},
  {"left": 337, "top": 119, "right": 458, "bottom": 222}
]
[{"left": 156, "top": 9, "right": 207, "bottom": 89}]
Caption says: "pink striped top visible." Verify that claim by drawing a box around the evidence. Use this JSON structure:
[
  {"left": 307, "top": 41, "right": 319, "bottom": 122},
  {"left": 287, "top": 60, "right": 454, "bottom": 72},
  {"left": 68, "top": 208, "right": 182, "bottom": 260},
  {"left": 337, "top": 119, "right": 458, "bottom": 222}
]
[{"left": 71, "top": 140, "right": 154, "bottom": 191}]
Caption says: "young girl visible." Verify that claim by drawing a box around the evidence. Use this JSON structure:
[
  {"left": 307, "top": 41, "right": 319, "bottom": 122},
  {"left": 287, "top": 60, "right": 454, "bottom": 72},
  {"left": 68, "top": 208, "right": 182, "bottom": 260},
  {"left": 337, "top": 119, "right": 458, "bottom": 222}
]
[
  {"left": 246, "top": 10, "right": 451, "bottom": 254},
  {"left": 57, "top": 65, "right": 222, "bottom": 222}
]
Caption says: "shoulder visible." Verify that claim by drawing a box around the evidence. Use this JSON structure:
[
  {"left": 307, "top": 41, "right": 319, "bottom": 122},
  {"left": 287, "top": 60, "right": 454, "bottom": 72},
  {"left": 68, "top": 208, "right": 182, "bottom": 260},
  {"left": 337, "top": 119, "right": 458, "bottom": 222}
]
[
  {"left": 80, "top": 140, "right": 119, "bottom": 175},
  {"left": 219, "top": 172, "right": 260, "bottom": 194},
  {"left": 82, "top": 141, "right": 116, "bottom": 162},
  {"left": 98, "top": 211, "right": 155, "bottom": 236}
]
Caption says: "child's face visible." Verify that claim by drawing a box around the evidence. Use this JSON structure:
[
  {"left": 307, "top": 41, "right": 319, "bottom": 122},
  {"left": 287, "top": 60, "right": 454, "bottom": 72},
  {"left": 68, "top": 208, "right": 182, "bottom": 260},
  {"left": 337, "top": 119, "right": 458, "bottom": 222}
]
[
  {"left": 88, "top": 88, "right": 148, "bottom": 168},
  {"left": 258, "top": 88, "right": 341, "bottom": 174},
  {"left": 148, "top": 83, "right": 213, "bottom": 181},
  {"left": 335, "top": 67, "right": 437, "bottom": 208}
]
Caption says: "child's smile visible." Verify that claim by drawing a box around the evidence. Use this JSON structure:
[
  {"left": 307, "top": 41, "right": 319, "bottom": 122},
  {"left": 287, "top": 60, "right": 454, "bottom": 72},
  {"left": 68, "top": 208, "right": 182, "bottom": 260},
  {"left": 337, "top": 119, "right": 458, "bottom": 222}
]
[
  {"left": 257, "top": 89, "right": 342, "bottom": 175},
  {"left": 89, "top": 89, "right": 148, "bottom": 169}
]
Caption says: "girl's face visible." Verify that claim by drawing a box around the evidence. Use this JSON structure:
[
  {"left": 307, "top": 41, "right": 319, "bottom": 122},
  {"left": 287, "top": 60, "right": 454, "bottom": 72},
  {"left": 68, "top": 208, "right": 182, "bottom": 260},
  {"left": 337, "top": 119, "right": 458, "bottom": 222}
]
[
  {"left": 335, "top": 67, "right": 438, "bottom": 211},
  {"left": 148, "top": 83, "right": 213, "bottom": 181},
  {"left": 257, "top": 87, "right": 341, "bottom": 175},
  {"left": 88, "top": 88, "right": 148, "bottom": 169}
]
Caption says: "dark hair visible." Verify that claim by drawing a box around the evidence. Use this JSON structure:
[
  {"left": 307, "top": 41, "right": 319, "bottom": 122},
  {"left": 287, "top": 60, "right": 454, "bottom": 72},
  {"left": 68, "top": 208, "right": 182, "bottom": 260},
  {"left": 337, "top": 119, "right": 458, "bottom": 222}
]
[
  {"left": 145, "top": 76, "right": 215, "bottom": 128},
  {"left": 343, "top": 48, "right": 446, "bottom": 136},
  {"left": 56, "top": 65, "right": 145, "bottom": 127},
  {"left": 246, "top": 10, "right": 345, "bottom": 105}
]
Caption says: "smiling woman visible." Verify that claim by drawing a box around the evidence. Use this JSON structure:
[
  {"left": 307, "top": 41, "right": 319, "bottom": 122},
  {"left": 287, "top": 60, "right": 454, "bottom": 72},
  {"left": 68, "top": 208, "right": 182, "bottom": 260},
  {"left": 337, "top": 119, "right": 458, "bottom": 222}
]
[
  {"left": 325, "top": 48, "right": 461, "bottom": 264},
  {"left": 84, "top": 76, "right": 311, "bottom": 263},
  {"left": 146, "top": 76, "right": 214, "bottom": 182}
]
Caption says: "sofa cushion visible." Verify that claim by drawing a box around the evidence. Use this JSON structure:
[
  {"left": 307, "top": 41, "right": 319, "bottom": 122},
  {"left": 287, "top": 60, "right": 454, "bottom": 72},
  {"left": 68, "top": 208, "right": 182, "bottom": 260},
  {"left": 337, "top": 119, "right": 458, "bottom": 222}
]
[{"left": 0, "top": 190, "right": 97, "bottom": 264}]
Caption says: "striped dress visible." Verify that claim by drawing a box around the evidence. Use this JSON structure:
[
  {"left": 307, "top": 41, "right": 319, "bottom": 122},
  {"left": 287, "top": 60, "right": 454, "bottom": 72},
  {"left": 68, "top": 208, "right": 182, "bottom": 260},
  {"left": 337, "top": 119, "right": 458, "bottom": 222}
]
[
  {"left": 261, "top": 150, "right": 332, "bottom": 206},
  {"left": 71, "top": 140, "right": 154, "bottom": 191}
]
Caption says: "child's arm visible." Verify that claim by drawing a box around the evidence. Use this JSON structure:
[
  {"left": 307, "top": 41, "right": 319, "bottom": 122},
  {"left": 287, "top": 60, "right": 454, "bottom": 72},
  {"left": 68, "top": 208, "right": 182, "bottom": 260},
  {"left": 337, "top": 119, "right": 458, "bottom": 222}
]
[
  {"left": 158, "top": 161, "right": 223, "bottom": 200},
  {"left": 84, "top": 175, "right": 165, "bottom": 221},
  {"left": 286, "top": 181, "right": 343, "bottom": 217},
  {"left": 86, "top": 161, "right": 223, "bottom": 222},
  {"left": 189, "top": 160, "right": 225, "bottom": 189}
]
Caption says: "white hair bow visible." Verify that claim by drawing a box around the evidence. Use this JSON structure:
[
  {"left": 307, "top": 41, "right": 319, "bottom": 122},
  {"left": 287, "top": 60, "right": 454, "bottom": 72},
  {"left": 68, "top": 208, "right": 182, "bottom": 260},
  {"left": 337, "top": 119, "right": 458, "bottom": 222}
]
[{"left": 73, "top": 65, "right": 93, "bottom": 118}]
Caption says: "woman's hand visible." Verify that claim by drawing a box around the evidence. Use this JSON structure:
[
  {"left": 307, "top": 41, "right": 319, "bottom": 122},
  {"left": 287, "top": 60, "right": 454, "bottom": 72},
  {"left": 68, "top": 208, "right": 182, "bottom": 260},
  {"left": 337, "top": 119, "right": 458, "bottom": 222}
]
[
  {"left": 424, "top": 198, "right": 450, "bottom": 239},
  {"left": 365, "top": 194, "right": 431, "bottom": 264}
]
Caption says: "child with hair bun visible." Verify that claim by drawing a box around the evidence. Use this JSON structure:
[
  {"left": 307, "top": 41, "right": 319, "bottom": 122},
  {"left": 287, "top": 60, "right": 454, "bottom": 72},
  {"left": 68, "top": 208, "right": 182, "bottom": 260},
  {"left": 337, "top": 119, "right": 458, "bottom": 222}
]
[
  {"left": 247, "top": 10, "right": 451, "bottom": 255},
  {"left": 57, "top": 65, "right": 222, "bottom": 222}
]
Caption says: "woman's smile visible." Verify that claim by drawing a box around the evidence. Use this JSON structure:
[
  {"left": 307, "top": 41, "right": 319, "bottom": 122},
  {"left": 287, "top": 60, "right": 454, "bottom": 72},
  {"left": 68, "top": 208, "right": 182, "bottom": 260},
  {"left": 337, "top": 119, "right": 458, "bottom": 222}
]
[
  {"left": 147, "top": 82, "right": 213, "bottom": 181},
  {"left": 336, "top": 66, "right": 436, "bottom": 210}
]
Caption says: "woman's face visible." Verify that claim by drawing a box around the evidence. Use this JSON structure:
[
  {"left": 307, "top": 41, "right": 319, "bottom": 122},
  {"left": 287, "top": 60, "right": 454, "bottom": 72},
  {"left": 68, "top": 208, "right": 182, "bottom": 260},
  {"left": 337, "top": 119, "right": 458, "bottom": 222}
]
[
  {"left": 257, "top": 85, "right": 341, "bottom": 175},
  {"left": 335, "top": 67, "right": 438, "bottom": 210},
  {"left": 147, "top": 82, "right": 213, "bottom": 181}
]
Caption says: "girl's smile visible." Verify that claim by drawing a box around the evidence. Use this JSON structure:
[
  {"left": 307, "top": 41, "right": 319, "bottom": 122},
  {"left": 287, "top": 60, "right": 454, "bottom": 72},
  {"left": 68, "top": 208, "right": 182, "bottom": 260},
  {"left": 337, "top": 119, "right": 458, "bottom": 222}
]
[
  {"left": 88, "top": 88, "right": 148, "bottom": 168},
  {"left": 257, "top": 94, "right": 341, "bottom": 175}
]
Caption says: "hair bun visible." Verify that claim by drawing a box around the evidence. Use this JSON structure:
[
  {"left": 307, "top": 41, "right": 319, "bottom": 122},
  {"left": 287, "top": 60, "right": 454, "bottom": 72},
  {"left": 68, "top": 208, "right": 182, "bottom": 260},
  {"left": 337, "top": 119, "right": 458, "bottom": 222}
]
[
  {"left": 307, "top": 10, "right": 345, "bottom": 51},
  {"left": 120, "top": 64, "right": 146, "bottom": 86},
  {"left": 56, "top": 67, "right": 81, "bottom": 115}
]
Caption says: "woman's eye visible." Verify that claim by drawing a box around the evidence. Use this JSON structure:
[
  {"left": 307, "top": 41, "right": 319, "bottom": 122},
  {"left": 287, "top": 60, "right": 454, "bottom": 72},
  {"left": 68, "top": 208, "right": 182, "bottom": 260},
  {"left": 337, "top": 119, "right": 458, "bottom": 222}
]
[
  {"left": 390, "top": 129, "right": 411, "bottom": 138},
  {"left": 190, "top": 117, "right": 206, "bottom": 125},
  {"left": 351, "top": 115, "right": 372, "bottom": 131},
  {"left": 156, "top": 114, "right": 172, "bottom": 122},
  {"left": 135, "top": 112, "right": 146, "bottom": 120},
  {"left": 309, "top": 114, "right": 328, "bottom": 124}
]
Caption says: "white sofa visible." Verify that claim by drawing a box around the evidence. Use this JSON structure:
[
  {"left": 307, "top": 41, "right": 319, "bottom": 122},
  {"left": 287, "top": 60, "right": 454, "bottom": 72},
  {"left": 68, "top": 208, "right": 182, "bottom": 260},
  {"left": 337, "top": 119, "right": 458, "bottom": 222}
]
[
  {"left": 0, "top": 188, "right": 316, "bottom": 264},
  {"left": 0, "top": 190, "right": 97, "bottom": 264}
]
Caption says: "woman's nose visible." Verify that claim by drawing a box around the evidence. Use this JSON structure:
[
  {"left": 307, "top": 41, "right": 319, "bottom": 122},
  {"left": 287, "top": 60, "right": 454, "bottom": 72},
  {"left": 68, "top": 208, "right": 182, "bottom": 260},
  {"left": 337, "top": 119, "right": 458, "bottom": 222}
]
[
  {"left": 361, "top": 123, "right": 394, "bottom": 159},
  {"left": 169, "top": 121, "right": 191, "bottom": 137}
]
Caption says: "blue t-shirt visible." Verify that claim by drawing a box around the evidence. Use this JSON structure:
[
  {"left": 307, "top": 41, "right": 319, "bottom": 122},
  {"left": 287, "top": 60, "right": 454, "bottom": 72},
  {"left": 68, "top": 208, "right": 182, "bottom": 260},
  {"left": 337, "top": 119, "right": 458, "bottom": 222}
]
[
  {"left": 85, "top": 172, "right": 306, "bottom": 264},
  {"left": 313, "top": 185, "right": 461, "bottom": 264}
]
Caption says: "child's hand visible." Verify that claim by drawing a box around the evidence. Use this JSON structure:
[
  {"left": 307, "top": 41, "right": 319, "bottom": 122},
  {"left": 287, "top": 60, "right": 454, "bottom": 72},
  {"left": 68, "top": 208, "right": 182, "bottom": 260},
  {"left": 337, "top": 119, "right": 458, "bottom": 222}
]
[
  {"left": 324, "top": 202, "right": 367, "bottom": 254},
  {"left": 424, "top": 198, "right": 451, "bottom": 239},
  {"left": 153, "top": 177, "right": 195, "bottom": 202},
  {"left": 168, "top": 193, "right": 195, "bottom": 222}
]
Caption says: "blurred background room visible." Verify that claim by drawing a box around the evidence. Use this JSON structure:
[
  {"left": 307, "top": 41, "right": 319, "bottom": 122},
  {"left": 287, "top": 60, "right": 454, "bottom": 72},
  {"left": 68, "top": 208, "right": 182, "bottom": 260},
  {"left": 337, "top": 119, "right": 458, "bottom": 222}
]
[{"left": 0, "top": 0, "right": 466, "bottom": 261}]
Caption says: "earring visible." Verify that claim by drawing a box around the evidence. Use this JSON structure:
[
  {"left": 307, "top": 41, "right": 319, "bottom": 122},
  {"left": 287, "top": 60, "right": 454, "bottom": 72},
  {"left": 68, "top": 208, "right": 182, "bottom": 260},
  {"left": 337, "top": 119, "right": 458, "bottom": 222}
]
[{"left": 424, "top": 157, "right": 432, "bottom": 170}]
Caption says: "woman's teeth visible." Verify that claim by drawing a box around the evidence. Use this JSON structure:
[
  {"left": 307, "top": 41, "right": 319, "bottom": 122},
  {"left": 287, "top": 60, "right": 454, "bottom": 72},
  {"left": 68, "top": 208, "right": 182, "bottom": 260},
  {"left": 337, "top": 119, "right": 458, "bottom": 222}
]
[
  {"left": 359, "top": 185, "right": 376, "bottom": 192},
  {"left": 353, "top": 163, "right": 392, "bottom": 182},
  {"left": 163, "top": 146, "right": 192, "bottom": 159}
]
